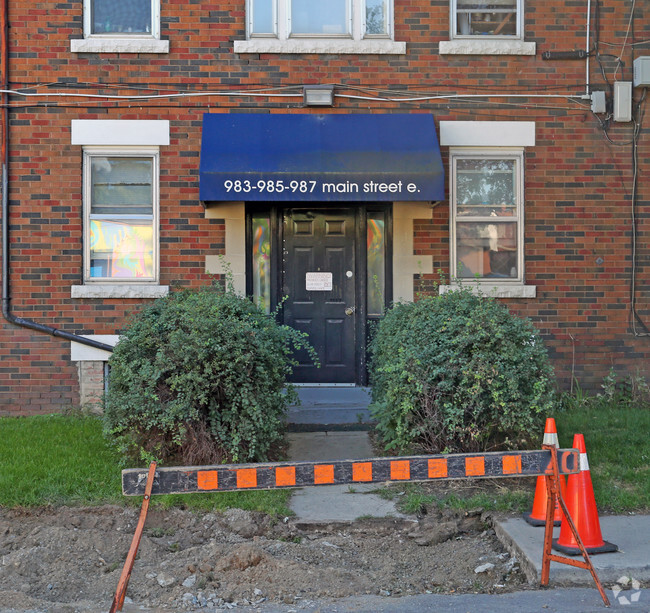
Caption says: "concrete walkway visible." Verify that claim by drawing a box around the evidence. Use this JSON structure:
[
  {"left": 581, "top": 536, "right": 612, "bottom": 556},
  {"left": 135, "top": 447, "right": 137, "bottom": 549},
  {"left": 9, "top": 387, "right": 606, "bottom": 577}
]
[{"left": 287, "top": 431, "right": 410, "bottom": 523}]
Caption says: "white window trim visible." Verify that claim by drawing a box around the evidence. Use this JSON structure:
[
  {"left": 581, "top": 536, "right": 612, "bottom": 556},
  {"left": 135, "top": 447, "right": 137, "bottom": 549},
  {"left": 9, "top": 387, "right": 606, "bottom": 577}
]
[
  {"left": 235, "top": 0, "right": 405, "bottom": 55},
  {"left": 70, "top": 0, "right": 169, "bottom": 54},
  {"left": 81, "top": 145, "right": 162, "bottom": 287},
  {"left": 448, "top": 147, "right": 527, "bottom": 286},
  {"left": 440, "top": 0, "right": 535, "bottom": 56}
]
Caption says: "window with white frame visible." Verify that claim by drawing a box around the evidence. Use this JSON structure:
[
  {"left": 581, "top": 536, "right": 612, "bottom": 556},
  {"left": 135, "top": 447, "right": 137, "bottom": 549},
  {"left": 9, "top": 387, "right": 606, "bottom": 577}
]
[
  {"left": 86, "top": 0, "right": 158, "bottom": 37},
  {"left": 83, "top": 148, "right": 159, "bottom": 283},
  {"left": 452, "top": 0, "right": 521, "bottom": 38},
  {"left": 450, "top": 150, "right": 524, "bottom": 283},
  {"left": 245, "top": 0, "right": 396, "bottom": 44},
  {"left": 71, "top": 0, "right": 167, "bottom": 53}
]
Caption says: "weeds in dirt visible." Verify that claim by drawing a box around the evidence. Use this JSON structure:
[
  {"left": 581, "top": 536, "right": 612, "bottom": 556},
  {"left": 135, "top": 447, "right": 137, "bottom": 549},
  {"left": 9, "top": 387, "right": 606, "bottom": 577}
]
[
  {"left": 365, "top": 366, "right": 650, "bottom": 516},
  {"left": 374, "top": 481, "right": 533, "bottom": 516}
]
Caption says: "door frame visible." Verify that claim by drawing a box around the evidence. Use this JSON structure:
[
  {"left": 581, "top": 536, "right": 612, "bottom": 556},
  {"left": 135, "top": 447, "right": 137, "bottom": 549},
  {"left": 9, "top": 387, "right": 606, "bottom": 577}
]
[{"left": 246, "top": 202, "right": 392, "bottom": 386}]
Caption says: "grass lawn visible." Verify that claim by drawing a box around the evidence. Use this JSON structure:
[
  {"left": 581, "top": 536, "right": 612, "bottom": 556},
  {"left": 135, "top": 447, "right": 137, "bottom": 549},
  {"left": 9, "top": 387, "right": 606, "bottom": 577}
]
[
  {"left": 0, "top": 413, "right": 292, "bottom": 515},
  {"left": 383, "top": 401, "right": 650, "bottom": 516},
  {"left": 1, "top": 401, "right": 647, "bottom": 516},
  {"left": 556, "top": 402, "right": 650, "bottom": 514}
]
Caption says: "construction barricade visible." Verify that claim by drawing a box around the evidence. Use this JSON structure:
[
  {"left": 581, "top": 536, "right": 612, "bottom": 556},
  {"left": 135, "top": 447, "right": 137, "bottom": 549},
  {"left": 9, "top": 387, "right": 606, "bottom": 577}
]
[{"left": 110, "top": 446, "right": 611, "bottom": 612}]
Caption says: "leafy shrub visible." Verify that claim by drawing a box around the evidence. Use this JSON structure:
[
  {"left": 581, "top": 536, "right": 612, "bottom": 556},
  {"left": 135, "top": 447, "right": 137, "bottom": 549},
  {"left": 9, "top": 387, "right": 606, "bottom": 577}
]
[
  {"left": 369, "top": 288, "right": 557, "bottom": 454},
  {"left": 103, "top": 285, "right": 312, "bottom": 465}
]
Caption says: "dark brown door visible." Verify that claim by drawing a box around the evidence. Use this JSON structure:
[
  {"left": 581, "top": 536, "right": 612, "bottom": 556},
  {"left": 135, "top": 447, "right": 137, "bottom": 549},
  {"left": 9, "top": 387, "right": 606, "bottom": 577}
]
[{"left": 282, "top": 208, "right": 357, "bottom": 383}]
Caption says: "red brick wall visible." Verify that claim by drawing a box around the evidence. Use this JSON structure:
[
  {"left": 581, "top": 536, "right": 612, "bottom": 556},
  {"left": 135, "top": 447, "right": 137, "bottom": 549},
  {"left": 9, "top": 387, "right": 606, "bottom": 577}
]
[{"left": 1, "top": 0, "right": 648, "bottom": 412}]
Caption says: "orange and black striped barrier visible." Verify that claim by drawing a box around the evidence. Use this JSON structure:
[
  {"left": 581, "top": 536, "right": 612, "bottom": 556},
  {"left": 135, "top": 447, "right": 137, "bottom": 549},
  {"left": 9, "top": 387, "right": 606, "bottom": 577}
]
[
  {"left": 120, "top": 448, "right": 580, "bottom": 496},
  {"left": 111, "top": 447, "right": 610, "bottom": 611}
]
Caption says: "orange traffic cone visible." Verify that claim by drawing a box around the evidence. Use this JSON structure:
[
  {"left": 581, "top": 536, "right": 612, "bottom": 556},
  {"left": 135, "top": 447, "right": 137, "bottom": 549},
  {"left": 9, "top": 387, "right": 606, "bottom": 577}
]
[
  {"left": 552, "top": 433, "right": 617, "bottom": 555},
  {"left": 523, "top": 417, "right": 566, "bottom": 526}
]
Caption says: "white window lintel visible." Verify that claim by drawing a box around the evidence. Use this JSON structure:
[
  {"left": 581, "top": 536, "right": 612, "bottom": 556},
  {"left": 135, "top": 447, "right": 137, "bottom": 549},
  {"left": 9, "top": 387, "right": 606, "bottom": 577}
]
[
  {"left": 440, "top": 121, "right": 535, "bottom": 148},
  {"left": 72, "top": 120, "right": 170, "bottom": 147}
]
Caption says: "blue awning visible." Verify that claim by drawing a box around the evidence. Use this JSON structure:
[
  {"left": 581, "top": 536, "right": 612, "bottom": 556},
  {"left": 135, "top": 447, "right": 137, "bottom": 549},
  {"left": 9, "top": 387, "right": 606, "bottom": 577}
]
[{"left": 199, "top": 113, "right": 445, "bottom": 202}]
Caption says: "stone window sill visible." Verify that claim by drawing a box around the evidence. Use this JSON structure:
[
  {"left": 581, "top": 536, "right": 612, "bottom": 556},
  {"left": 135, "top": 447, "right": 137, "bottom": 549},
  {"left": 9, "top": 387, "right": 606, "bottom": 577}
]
[
  {"left": 439, "top": 39, "right": 536, "bottom": 56},
  {"left": 71, "top": 285, "right": 169, "bottom": 299},
  {"left": 70, "top": 38, "right": 169, "bottom": 54},
  {"left": 234, "top": 39, "right": 406, "bottom": 55},
  {"left": 439, "top": 284, "right": 537, "bottom": 298}
]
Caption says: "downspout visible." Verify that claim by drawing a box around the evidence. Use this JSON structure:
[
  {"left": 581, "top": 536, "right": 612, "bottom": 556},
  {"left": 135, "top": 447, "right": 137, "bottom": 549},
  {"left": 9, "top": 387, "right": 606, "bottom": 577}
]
[
  {"left": 585, "top": 0, "right": 591, "bottom": 96},
  {"left": 1, "top": 0, "right": 113, "bottom": 353}
]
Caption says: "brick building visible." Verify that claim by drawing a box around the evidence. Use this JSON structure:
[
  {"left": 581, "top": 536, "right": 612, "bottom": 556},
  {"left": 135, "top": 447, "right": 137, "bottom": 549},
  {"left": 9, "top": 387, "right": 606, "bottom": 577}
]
[{"left": 1, "top": 0, "right": 648, "bottom": 414}]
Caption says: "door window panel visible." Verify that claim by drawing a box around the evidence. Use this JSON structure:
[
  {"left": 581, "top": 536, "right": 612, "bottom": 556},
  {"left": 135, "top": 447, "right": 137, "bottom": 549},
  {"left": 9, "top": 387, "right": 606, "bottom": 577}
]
[
  {"left": 252, "top": 216, "right": 272, "bottom": 313},
  {"left": 367, "top": 213, "right": 386, "bottom": 316}
]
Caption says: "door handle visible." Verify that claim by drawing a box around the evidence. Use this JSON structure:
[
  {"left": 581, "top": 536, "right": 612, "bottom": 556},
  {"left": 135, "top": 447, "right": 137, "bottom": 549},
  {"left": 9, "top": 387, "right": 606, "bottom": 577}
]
[{"left": 345, "top": 306, "right": 356, "bottom": 316}]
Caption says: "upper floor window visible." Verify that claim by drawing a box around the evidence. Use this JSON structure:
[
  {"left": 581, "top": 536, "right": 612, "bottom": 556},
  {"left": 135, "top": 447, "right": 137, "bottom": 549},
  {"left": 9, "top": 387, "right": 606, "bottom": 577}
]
[
  {"left": 440, "top": 0, "right": 534, "bottom": 55},
  {"left": 450, "top": 150, "right": 524, "bottom": 283},
  {"left": 71, "top": 0, "right": 168, "bottom": 53},
  {"left": 90, "top": 0, "right": 153, "bottom": 35},
  {"left": 236, "top": 0, "right": 404, "bottom": 54},
  {"left": 83, "top": 149, "right": 159, "bottom": 283},
  {"left": 250, "top": 0, "right": 390, "bottom": 38},
  {"left": 453, "top": 0, "right": 520, "bottom": 38}
]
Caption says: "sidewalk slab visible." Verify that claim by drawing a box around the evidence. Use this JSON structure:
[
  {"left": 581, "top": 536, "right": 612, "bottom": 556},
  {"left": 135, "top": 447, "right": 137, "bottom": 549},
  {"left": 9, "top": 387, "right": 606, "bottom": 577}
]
[
  {"left": 286, "top": 431, "right": 411, "bottom": 524},
  {"left": 495, "top": 516, "right": 650, "bottom": 585}
]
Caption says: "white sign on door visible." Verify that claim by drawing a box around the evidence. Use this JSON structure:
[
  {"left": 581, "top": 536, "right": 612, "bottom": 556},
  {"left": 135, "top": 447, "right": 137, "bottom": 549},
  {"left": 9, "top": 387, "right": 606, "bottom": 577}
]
[{"left": 305, "top": 272, "right": 333, "bottom": 291}]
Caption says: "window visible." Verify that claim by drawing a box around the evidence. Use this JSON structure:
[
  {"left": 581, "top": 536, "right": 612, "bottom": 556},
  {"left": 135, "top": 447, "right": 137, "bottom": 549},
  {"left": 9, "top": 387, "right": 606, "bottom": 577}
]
[
  {"left": 71, "top": 0, "right": 168, "bottom": 53},
  {"left": 83, "top": 149, "right": 159, "bottom": 283},
  {"left": 237, "top": 0, "right": 403, "bottom": 54},
  {"left": 440, "top": 0, "right": 535, "bottom": 55},
  {"left": 249, "top": 0, "right": 389, "bottom": 38},
  {"left": 453, "top": 0, "right": 521, "bottom": 39},
  {"left": 367, "top": 211, "right": 386, "bottom": 316},
  {"left": 90, "top": 0, "right": 154, "bottom": 35},
  {"left": 251, "top": 214, "right": 272, "bottom": 313},
  {"left": 450, "top": 150, "right": 524, "bottom": 283}
]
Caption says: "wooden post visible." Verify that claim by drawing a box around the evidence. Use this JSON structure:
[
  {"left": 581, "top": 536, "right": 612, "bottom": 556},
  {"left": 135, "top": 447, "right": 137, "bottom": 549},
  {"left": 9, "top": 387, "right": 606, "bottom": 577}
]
[
  {"left": 540, "top": 445, "right": 610, "bottom": 607},
  {"left": 109, "top": 461, "right": 157, "bottom": 613}
]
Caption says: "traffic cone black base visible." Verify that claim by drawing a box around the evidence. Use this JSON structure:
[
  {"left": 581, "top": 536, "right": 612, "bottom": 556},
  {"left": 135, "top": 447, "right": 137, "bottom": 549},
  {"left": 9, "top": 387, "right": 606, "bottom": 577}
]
[
  {"left": 523, "top": 512, "right": 560, "bottom": 527},
  {"left": 551, "top": 538, "right": 618, "bottom": 556}
]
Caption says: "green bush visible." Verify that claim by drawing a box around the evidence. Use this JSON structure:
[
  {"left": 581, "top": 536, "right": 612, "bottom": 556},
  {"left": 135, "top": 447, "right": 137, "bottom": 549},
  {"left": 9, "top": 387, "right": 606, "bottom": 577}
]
[
  {"left": 369, "top": 288, "right": 557, "bottom": 455},
  {"left": 103, "top": 285, "right": 311, "bottom": 465}
]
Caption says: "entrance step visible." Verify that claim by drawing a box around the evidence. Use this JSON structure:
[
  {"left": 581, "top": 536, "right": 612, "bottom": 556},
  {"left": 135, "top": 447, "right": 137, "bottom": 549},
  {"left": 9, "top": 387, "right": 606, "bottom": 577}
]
[{"left": 286, "top": 386, "right": 374, "bottom": 431}]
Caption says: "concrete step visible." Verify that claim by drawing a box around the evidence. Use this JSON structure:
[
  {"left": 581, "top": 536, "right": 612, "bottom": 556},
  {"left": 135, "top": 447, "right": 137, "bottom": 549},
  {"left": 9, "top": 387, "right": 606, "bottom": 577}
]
[{"left": 286, "top": 386, "right": 375, "bottom": 431}]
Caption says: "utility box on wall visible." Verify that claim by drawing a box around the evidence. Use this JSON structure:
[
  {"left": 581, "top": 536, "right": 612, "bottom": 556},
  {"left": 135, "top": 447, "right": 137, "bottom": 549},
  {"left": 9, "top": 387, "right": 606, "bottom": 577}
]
[
  {"left": 633, "top": 57, "right": 650, "bottom": 87},
  {"left": 614, "top": 81, "right": 632, "bottom": 122}
]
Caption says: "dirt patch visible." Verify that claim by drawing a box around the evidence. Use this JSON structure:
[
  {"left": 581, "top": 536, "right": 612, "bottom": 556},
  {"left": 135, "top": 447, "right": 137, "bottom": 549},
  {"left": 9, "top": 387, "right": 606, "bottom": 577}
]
[{"left": 0, "top": 503, "right": 529, "bottom": 611}]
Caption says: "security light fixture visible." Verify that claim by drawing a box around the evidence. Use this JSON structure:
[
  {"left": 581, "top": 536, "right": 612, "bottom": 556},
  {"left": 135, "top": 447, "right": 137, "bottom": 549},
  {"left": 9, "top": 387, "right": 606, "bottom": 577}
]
[{"left": 303, "top": 85, "right": 334, "bottom": 107}]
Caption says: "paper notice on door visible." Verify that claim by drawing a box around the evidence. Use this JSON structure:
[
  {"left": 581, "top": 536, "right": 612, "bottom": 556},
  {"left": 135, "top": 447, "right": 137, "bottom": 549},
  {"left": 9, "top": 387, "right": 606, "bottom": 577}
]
[{"left": 305, "top": 272, "right": 333, "bottom": 291}]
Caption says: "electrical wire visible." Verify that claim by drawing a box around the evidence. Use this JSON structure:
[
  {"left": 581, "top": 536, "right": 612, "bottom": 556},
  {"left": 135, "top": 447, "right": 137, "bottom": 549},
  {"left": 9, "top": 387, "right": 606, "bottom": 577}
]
[{"left": 614, "top": 0, "right": 636, "bottom": 81}]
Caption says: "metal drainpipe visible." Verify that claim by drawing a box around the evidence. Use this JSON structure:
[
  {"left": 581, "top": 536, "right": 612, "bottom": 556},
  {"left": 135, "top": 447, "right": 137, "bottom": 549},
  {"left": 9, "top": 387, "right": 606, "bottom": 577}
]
[{"left": 1, "top": 0, "right": 114, "bottom": 353}]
